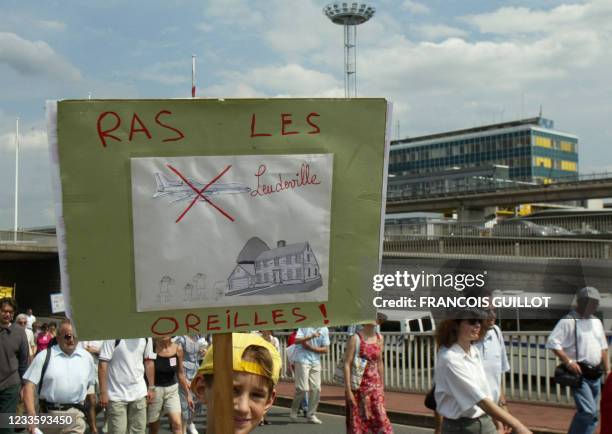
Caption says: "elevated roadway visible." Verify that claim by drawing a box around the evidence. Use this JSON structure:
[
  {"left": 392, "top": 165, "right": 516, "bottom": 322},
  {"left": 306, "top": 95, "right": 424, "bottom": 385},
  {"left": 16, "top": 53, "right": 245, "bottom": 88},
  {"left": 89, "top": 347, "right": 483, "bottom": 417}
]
[{"left": 386, "top": 176, "right": 612, "bottom": 213}]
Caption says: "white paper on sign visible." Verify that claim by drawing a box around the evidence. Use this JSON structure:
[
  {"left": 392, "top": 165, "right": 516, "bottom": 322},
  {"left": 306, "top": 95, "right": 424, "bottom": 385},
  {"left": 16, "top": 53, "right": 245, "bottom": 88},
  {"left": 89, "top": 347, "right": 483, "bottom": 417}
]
[{"left": 131, "top": 154, "right": 333, "bottom": 312}]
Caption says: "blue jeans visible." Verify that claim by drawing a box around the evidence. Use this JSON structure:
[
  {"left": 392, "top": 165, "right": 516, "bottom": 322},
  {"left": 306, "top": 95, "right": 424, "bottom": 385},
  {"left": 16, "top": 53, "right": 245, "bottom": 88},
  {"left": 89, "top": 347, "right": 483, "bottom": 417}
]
[{"left": 568, "top": 377, "right": 602, "bottom": 434}]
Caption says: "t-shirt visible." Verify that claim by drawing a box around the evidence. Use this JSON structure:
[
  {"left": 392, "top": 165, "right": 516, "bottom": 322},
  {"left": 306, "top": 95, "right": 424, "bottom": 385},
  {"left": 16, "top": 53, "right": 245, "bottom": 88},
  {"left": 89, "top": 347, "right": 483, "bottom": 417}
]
[
  {"left": 26, "top": 315, "right": 36, "bottom": 330},
  {"left": 37, "top": 333, "right": 52, "bottom": 354},
  {"left": 99, "top": 338, "right": 155, "bottom": 402},
  {"left": 293, "top": 327, "right": 330, "bottom": 365}
]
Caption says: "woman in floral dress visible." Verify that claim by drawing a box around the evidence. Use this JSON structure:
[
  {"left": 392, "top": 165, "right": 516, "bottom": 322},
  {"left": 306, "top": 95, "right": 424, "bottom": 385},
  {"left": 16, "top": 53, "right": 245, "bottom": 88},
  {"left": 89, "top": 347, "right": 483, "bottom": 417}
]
[{"left": 344, "top": 318, "right": 393, "bottom": 433}]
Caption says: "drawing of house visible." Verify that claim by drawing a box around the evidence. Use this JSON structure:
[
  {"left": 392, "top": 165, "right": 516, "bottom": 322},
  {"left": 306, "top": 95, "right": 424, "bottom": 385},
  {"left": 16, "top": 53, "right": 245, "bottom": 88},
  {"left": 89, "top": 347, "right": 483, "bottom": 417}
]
[
  {"left": 227, "top": 237, "right": 269, "bottom": 291},
  {"left": 227, "top": 237, "right": 321, "bottom": 293}
]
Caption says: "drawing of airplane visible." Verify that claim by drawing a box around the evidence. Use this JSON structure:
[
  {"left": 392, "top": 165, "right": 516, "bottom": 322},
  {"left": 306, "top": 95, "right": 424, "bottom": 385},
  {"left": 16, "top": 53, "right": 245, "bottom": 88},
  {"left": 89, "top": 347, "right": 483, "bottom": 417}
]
[{"left": 152, "top": 172, "right": 250, "bottom": 202}]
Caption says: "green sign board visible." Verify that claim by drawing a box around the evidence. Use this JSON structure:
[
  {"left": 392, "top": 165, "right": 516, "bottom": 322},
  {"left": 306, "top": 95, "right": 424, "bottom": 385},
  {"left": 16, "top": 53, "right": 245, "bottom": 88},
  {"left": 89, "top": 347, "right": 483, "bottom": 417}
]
[{"left": 48, "top": 98, "right": 390, "bottom": 339}]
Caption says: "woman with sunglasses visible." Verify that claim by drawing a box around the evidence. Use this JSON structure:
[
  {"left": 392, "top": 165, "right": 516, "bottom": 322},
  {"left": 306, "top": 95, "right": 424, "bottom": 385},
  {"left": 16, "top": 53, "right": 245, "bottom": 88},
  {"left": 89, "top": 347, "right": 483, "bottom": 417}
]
[{"left": 434, "top": 309, "right": 532, "bottom": 434}]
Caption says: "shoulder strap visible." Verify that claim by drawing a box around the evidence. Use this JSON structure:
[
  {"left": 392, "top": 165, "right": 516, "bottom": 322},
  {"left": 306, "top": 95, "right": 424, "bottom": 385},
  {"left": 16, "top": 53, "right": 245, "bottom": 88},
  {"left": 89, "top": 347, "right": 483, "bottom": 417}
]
[
  {"left": 143, "top": 337, "right": 150, "bottom": 359},
  {"left": 574, "top": 317, "right": 579, "bottom": 361},
  {"left": 493, "top": 325, "right": 502, "bottom": 343},
  {"left": 38, "top": 348, "right": 53, "bottom": 395},
  {"left": 115, "top": 339, "right": 121, "bottom": 348},
  {"left": 354, "top": 333, "right": 361, "bottom": 358}
]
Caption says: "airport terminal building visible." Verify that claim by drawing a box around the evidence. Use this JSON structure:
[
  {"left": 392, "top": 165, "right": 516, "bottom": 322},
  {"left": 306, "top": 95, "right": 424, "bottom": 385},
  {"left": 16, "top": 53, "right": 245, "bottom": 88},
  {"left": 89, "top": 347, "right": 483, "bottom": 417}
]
[{"left": 388, "top": 117, "right": 579, "bottom": 197}]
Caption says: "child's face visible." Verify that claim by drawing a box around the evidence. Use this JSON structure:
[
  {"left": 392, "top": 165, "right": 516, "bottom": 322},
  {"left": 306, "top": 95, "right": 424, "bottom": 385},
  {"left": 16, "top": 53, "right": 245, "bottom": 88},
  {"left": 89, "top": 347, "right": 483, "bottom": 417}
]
[{"left": 194, "top": 372, "right": 275, "bottom": 434}]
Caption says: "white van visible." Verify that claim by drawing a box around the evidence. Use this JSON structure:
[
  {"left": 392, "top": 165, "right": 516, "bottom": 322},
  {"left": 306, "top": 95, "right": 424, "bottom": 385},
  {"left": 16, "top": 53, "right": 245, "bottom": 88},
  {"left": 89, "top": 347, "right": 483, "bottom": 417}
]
[{"left": 379, "top": 310, "right": 436, "bottom": 334}]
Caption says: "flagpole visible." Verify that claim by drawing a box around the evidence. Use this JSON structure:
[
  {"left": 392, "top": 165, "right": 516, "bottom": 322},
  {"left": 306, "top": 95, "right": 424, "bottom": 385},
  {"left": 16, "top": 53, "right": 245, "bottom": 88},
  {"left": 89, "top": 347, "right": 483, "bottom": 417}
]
[
  {"left": 191, "top": 54, "right": 196, "bottom": 98},
  {"left": 14, "top": 118, "right": 19, "bottom": 243}
]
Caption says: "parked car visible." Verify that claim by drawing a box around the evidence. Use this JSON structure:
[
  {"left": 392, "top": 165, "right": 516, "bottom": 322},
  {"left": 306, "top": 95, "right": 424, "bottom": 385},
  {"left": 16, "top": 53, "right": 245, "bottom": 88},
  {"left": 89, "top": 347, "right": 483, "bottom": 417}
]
[
  {"left": 545, "top": 224, "right": 573, "bottom": 236},
  {"left": 492, "top": 219, "right": 550, "bottom": 237}
]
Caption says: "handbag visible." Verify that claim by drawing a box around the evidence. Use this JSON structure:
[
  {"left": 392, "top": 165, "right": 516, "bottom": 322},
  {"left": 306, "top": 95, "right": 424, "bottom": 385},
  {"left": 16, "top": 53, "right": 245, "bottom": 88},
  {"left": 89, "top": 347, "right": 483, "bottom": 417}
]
[
  {"left": 553, "top": 315, "right": 582, "bottom": 388},
  {"left": 333, "top": 333, "right": 368, "bottom": 390},
  {"left": 424, "top": 385, "right": 437, "bottom": 411}
]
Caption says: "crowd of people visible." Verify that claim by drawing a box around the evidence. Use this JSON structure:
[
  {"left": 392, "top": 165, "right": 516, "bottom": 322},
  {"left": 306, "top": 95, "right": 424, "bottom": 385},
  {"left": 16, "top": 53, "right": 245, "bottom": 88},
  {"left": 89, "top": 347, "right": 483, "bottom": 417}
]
[{"left": 1, "top": 288, "right": 611, "bottom": 434}]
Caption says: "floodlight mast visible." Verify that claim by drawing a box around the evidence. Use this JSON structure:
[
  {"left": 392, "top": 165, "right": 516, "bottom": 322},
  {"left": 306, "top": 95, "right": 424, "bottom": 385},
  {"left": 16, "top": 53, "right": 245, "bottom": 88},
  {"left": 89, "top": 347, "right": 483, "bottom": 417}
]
[{"left": 324, "top": 3, "right": 375, "bottom": 98}]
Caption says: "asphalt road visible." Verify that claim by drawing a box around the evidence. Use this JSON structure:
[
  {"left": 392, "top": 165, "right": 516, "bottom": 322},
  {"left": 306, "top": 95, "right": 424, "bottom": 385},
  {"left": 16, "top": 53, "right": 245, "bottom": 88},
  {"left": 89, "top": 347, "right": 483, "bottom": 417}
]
[{"left": 153, "top": 406, "right": 433, "bottom": 434}]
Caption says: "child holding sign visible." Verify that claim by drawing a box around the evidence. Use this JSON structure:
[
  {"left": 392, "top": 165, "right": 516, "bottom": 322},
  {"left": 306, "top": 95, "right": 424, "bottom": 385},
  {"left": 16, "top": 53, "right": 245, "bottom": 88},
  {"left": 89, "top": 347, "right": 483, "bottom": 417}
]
[{"left": 190, "top": 333, "right": 281, "bottom": 434}]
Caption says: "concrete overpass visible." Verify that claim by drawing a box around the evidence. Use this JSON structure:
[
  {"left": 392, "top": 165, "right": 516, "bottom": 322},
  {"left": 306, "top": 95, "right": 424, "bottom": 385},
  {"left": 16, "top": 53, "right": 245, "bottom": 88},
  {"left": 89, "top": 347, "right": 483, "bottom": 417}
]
[{"left": 386, "top": 176, "right": 612, "bottom": 213}]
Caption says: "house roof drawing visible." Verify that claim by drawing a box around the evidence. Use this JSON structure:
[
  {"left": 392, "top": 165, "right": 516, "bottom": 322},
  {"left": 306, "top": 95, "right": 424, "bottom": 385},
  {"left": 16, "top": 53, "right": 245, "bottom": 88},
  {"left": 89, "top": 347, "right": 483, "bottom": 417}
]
[
  {"left": 237, "top": 237, "right": 270, "bottom": 264},
  {"left": 255, "top": 242, "right": 309, "bottom": 262}
]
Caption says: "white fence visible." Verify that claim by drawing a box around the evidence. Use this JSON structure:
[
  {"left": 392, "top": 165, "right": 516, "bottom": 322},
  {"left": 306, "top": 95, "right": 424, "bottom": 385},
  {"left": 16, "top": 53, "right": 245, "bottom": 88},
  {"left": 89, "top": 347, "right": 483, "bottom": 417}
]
[{"left": 277, "top": 331, "right": 612, "bottom": 406}]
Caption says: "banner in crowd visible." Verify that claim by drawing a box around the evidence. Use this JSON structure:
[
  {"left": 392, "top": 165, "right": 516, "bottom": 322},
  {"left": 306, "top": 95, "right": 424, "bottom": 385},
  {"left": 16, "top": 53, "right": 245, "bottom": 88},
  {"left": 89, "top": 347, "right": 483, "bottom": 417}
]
[{"left": 47, "top": 98, "right": 391, "bottom": 339}]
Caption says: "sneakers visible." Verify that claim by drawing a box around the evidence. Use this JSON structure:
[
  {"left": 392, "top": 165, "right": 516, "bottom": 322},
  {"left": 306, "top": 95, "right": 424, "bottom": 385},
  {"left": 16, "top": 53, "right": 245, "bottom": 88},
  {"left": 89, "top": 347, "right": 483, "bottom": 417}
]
[
  {"left": 187, "top": 422, "right": 199, "bottom": 434},
  {"left": 289, "top": 412, "right": 299, "bottom": 422},
  {"left": 307, "top": 415, "right": 323, "bottom": 424}
]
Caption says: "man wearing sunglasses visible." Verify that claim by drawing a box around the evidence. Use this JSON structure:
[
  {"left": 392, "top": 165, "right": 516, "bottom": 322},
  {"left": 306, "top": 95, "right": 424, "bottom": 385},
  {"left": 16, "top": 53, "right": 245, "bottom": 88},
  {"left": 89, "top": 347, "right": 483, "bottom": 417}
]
[{"left": 22, "top": 319, "right": 96, "bottom": 434}]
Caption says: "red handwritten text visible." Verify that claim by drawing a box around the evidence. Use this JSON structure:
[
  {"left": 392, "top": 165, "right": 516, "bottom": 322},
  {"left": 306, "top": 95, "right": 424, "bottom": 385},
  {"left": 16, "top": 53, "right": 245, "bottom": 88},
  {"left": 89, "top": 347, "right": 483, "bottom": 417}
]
[
  {"left": 250, "top": 163, "right": 321, "bottom": 198},
  {"left": 149, "top": 306, "right": 315, "bottom": 336},
  {"left": 250, "top": 112, "right": 321, "bottom": 137},
  {"left": 96, "top": 110, "right": 185, "bottom": 148}
]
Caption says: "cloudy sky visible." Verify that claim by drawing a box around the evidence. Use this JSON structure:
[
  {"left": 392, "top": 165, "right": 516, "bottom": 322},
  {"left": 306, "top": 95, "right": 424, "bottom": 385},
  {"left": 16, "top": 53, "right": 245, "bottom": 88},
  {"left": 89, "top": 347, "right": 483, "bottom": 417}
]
[{"left": 1, "top": 0, "right": 611, "bottom": 229}]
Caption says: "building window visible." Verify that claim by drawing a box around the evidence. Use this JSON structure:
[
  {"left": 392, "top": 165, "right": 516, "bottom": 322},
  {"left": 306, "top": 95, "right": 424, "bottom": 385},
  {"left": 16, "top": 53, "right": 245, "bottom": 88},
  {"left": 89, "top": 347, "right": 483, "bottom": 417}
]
[
  {"left": 274, "top": 257, "right": 279, "bottom": 266},
  {"left": 560, "top": 141, "right": 575, "bottom": 152},
  {"left": 306, "top": 253, "right": 310, "bottom": 261},
  {"left": 296, "top": 268, "right": 303, "bottom": 279},
  {"left": 534, "top": 156, "right": 552, "bottom": 168},
  {"left": 307, "top": 268, "right": 311, "bottom": 278},
  {"left": 561, "top": 160, "right": 577, "bottom": 171},
  {"left": 534, "top": 136, "right": 552, "bottom": 148},
  {"left": 315, "top": 268, "right": 318, "bottom": 276}
]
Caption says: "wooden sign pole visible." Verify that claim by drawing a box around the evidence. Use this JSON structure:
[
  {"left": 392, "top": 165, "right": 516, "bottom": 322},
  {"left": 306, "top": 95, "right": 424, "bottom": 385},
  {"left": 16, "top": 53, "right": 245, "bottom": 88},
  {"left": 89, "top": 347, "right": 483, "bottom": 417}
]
[{"left": 212, "top": 333, "right": 234, "bottom": 434}]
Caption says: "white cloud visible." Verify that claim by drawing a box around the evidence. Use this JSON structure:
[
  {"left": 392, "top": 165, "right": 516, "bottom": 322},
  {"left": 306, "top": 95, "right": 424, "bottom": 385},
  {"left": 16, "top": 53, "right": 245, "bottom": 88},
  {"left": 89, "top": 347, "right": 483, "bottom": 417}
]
[
  {"left": 200, "top": 0, "right": 264, "bottom": 28},
  {"left": 35, "top": 20, "right": 66, "bottom": 31},
  {"left": 0, "top": 32, "right": 81, "bottom": 81},
  {"left": 401, "top": 0, "right": 430, "bottom": 15},
  {"left": 263, "top": 0, "right": 337, "bottom": 57},
  {"left": 415, "top": 24, "right": 468, "bottom": 40},
  {"left": 211, "top": 63, "right": 342, "bottom": 98},
  {"left": 0, "top": 128, "right": 48, "bottom": 152},
  {"left": 462, "top": 0, "right": 612, "bottom": 35}
]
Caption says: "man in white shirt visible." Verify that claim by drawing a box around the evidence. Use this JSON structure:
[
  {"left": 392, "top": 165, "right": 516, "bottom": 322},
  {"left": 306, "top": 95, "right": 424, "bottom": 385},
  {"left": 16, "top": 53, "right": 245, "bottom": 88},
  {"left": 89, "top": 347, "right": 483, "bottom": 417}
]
[
  {"left": 22, "top": 319, "right": 95, "bottom": 434},
  {"left": 546, "top": 287, "right": 610, "bottom": 434},
  {"left": 99, "top": 338, "right": 155, "bottom": 434},
  {"left": 25, "top": 309, "right": 36, "bottom": 331},
  {"left": 289, "top": 327, "right": 330, "bottom": 424}
]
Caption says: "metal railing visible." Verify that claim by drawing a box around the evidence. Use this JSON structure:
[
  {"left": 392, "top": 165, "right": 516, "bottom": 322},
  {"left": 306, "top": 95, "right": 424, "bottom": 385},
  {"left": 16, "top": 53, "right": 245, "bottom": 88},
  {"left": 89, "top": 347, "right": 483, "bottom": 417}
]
[
  {"left": 277, "top": 331, "right": 612, "bottom": 406},
  {"left": 387, "top": 171, "right": 612, "bottom": 201},
  {"left": 384, "top": 236, "right": 612, "bottom": 260},
  {"left": 0, "top": 230, "right": 57, "bottom": 248}
]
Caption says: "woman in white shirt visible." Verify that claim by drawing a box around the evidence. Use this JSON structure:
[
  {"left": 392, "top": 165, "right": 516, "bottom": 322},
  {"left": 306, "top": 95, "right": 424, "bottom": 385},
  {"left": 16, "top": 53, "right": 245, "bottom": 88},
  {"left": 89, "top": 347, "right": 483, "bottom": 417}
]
[{"left": 434, "top": 309, "right": 532, "bottom": 434}]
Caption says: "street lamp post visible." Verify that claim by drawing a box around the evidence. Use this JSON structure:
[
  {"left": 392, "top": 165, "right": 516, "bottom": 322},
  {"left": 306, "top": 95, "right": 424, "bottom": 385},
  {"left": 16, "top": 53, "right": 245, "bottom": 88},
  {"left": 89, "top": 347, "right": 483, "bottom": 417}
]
[{"left": 14, "top": 118, "right": 19, "bottom": 243}]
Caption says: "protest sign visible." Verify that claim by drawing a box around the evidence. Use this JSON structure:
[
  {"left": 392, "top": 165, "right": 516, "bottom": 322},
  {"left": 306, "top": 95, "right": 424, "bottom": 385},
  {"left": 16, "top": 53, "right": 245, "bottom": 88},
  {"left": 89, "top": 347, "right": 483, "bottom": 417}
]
[
  {"left": 0, "top": 285, "right": 14, "bottom": 299},
  {"left": 47, "top": 98, "right": 390, "bottom": 339},
  {"left": 50, "top": 292, "right": 65, "bottom": 313}
]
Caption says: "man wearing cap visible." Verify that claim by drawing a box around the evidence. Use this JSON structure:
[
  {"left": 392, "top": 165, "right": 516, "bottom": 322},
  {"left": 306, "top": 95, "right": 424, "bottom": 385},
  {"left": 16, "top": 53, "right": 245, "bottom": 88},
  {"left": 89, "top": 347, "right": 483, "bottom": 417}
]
[{"left": 546, "top": 287, "right": 610, "bottom": 434}]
